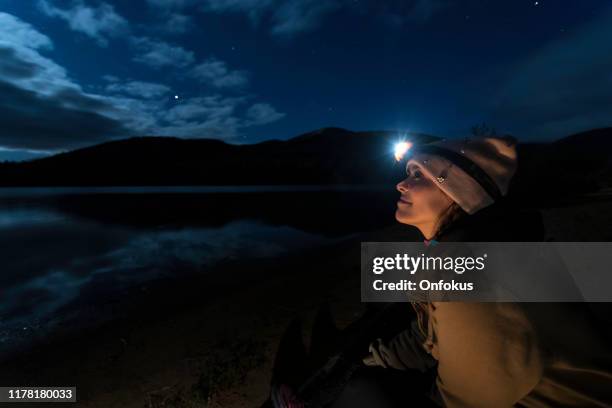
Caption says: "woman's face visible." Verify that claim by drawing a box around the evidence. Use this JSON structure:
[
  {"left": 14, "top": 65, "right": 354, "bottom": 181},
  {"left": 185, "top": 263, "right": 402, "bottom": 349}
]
[{"left": 395, "top": 163, "right": 454, "bottom": 231}]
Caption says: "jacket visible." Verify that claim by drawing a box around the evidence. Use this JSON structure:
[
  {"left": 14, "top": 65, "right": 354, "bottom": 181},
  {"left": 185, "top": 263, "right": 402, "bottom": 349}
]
[{"left": 365, "top": 200, "right": 612, "bottom": 407}]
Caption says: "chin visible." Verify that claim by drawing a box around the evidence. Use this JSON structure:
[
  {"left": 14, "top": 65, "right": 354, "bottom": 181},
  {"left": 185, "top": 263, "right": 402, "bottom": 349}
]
[
  {"left": 395, "top": 210, "right": 411, "bottom": 225},
  {"left": 396, "top": 206, "right": 420, "bottom": 225}
]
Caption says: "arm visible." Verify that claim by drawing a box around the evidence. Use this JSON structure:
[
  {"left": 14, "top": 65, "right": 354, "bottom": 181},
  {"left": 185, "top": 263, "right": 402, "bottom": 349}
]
[{"left": 362, "top": 319, "right": 437, "bottom": 372}]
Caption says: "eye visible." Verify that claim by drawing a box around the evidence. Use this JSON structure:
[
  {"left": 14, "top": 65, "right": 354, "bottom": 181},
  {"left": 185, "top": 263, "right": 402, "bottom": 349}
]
[{"left": 406, "top": 168, "right": 422, "bottom": 180}]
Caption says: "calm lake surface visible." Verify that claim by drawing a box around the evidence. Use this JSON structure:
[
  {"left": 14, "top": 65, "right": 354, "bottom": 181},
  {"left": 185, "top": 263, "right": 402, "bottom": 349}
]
[{"left": 0, "top": 186, "right": 397, "bottom": 358}]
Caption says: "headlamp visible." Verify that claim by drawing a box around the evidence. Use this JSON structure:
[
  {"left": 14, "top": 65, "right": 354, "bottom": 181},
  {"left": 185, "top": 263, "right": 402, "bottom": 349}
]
[{"left": 394, "top": 141, "right": 412, "bottom": 162}]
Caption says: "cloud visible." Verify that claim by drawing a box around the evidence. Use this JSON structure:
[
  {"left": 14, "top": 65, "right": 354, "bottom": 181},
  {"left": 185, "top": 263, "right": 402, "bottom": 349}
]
[
  {"left": 190, "top": 57, "right": 249, "bottom": 88},
  {"left": 0, "top": 12, "right": 53, "bottom": 50},
  {"left": 198, "top": 0, "right": 337, "bottom": 36},
  {"left": 154, "top": 96, "right": 285, "bottom": 138},
  {"left": 353, "top": 0, "right": 449, "bottom": 29},
  {"left": 0, "top": 12, "right": 284, "bottom": 155},
  {"left": 196, "top": 0, "right": 448, "bottom": 37},
  {"left": 38, "top": 0, "right": 128, "bottom": 47},
  {"left": 145, "top": 0, "right": 451, "bottom": 39},
  {"left": 0, "top": 12, "right": 129, "bottom": 150},
  {"left": 270, "top": 0, "right": 341, "bottom": 36},
  {"left": 200, "top": 0, "right": 276, "bottom": 26},
  {"left": 157, "top": 95, "right": 246, "bottom": 138},
  {"left": 102, "top": 74, "right": 119, "bottom": 82},
  {"left": 142, "top": 0, "right": 195, "bottom": 35},
  {"left": 131, "top": 37, "right": 195, "bottom": 68},
  {"left": 0, "top": 47, "right": 42, "bottom": 80},
  {"left": 162, "top": 95, "right": 246, "bottom": 123},
  {"left": 0, "top": 12, "right": 128, "bottom": 150},
  {"left": 0, "top": 44, "right": 73, "bottom": 97},
  {"left": 244, "top": 103, "right": 286, "bottom": 126},
  {"left": 0, "top": 12, "right": 63, "bottom": 94},
  {"left": 105, "top": 80, "right": 172, "bottom": 99},
  {"left": 0, "top": 80, "right": 127, "bottom": 150},
  {"left": 491, "top": 9, "right": 612, "bottom": 139},
  {"left": 160, "top": 13, "right": 194, "bottom": 35}
]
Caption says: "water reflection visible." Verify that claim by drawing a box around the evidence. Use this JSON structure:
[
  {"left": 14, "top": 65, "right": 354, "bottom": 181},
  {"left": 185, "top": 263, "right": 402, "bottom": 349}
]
[{"left": 0, "top": 189, "right": 398, "bottom": 357}]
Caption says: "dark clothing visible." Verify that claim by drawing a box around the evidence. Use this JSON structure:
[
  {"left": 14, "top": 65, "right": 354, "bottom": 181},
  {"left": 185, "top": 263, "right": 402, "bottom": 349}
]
[
  {"left": 329, "top": 366, "right": 437, "bottom": 408},
  {"left": 435, "top": 197, "right": 544, "bottom": 242}
]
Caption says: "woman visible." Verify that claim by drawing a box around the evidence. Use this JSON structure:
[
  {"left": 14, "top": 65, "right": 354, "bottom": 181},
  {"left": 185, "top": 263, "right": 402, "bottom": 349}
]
[
  {"left": 270, "top": 136, "right": 612, "bottom": 408},
  {"left": 357, "top": 136, "right": 612, "bottom": 407}
]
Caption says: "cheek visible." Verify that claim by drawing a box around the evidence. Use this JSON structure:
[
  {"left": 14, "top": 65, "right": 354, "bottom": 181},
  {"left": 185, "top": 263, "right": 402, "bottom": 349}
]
[
  {"left": 421, "top": 188, "right": 453, "bottom": 219},
  {"left": 405, "top": 185, "right": 449, "bottom": 220},
  {"left": 396, "top": 188, "right": 429, "bottom": 223},
  {"left": 411, "top": 192, "right": 437, "bottom": 219}
]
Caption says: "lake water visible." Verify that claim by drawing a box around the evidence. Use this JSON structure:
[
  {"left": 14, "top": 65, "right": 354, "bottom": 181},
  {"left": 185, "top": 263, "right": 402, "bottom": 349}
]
[{"left": 0, "top": 186, "right": 398, "bottom": 358}]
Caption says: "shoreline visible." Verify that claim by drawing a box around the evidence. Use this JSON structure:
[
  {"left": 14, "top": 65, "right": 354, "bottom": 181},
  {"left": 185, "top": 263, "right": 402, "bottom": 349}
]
[
  {"left": 0, "top": 231, "right": 382, "bottom": 407},
  {"left": 2, "top": 195, "right": 611, "bottom": 407}
]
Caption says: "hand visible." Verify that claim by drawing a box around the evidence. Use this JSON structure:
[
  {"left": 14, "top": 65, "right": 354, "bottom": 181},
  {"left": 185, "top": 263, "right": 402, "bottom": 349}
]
[{"left": 362, "top": 353, "right": 378, "bottom": 366}]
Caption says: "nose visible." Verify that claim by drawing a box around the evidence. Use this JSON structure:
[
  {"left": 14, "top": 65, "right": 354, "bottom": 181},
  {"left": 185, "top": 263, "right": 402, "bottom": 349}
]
[{"left": 396, "top": 178, "right": 410, "bottom": 193}]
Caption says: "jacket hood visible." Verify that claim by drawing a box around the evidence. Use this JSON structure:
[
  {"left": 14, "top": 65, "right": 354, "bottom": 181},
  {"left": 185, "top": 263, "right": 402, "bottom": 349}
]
[{"left": 437, "top": 198, "right": 545, "bottom": 242}]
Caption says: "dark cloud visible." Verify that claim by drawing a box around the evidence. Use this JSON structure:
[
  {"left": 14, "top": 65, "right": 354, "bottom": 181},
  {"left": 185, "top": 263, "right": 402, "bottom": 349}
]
[
  {"left": 0, "top": 80, "right": 127, "bottom": 150},
  {"left": 0, "top": 10, "right": 286, "bottom": 155},
  {"left": 0, "top": 12, "right": 127, "bottom": 150},
  {"left": 0, "top": 47, "right": 40, "bottom": 80}
]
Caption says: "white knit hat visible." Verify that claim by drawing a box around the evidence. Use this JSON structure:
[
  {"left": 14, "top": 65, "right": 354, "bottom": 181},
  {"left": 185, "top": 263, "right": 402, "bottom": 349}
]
[{"left": 406, "top": 136, "right": 518, "bottom": 215}]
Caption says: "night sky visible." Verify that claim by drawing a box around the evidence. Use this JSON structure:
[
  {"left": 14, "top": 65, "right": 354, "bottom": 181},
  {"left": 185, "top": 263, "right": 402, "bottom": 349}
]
[{"left": 1, "top": 0, "right": 611, "bottom": 161}]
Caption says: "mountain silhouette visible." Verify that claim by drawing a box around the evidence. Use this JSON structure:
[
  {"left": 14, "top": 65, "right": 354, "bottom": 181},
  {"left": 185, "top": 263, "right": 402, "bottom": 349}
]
[
  {"left": 514, "top": 127, "right": 612, "bottom": 201},
  {"left": 0, "top": 128, "right": 437, "bottom": 186},
  {"left": 0, "top": 127, "right": 610, "bottom": 203}
]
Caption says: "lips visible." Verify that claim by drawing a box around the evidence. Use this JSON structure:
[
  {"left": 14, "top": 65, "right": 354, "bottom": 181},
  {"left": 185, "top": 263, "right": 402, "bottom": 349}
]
[{"left": 398, "top": 197, "right": 412, "bottom": 205}]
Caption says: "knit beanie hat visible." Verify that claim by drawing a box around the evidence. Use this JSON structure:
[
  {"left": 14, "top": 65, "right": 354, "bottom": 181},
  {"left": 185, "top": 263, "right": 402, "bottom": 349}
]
[{"left": 406, "top": 136, "right": 518, "bottom": 215}]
